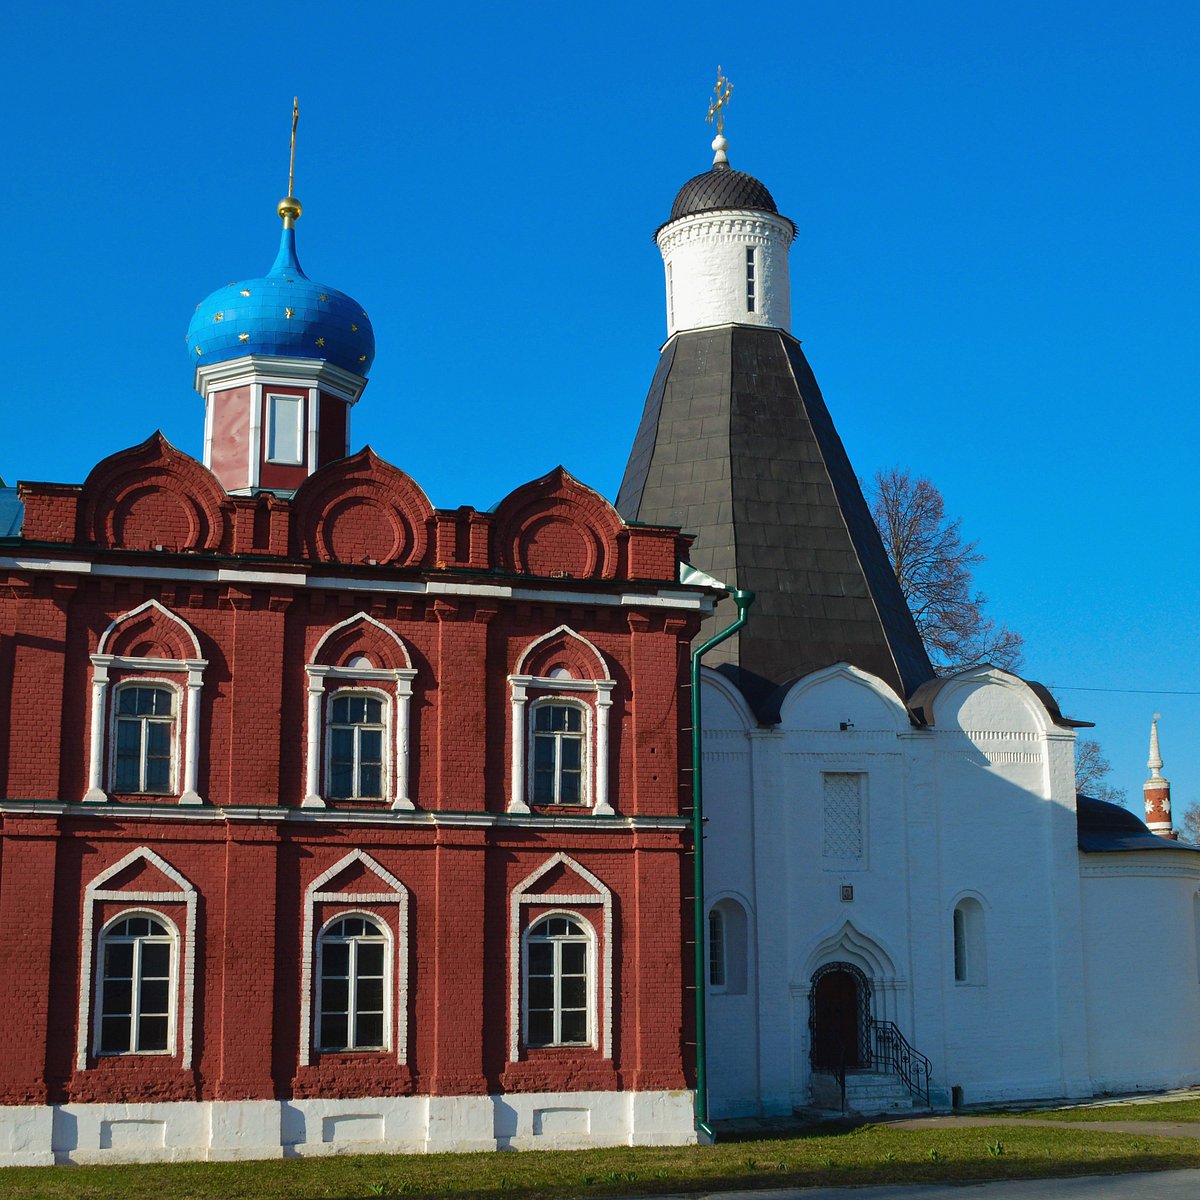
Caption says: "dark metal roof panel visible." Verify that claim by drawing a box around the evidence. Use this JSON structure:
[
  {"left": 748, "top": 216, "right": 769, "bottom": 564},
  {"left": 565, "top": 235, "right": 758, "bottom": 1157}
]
[
  {"left": 1076, "top": 793, "right": 1200, "bottom": 853},
  {"left": 669, "top": 167, "right": 778, "bottom": 222}
]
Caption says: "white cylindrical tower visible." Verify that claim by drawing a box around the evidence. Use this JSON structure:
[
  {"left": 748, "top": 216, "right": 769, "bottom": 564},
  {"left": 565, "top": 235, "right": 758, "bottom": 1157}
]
[{"left": 655, "top": 133, "right": 794, "bottom": 338}]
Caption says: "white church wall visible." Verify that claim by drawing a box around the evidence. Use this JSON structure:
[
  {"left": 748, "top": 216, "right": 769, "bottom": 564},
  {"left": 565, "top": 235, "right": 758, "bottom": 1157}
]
[
  {"left": 1081, "top": 857, "right": 1200, "bottom": 1093},
  {"left": 929, "top": 673, "right": 1092, "bottom": 1103}
]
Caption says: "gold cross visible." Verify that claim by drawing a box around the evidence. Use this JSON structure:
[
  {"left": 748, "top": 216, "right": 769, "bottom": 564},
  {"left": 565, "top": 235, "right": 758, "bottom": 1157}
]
[
  {"left": 288, "top": 96, "right": 299, "bottom": 197},
  {"left": 707, "top": 67, "right": 732, "bottom": 136}
]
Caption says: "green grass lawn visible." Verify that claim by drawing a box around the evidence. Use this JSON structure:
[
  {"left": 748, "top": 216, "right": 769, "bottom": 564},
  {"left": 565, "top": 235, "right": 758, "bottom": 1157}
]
[
  {"left": 1007, "top": 1098, "right": 1200, "bottom": 1123},
  {"left": 1, "top": 1124, "right": 1199, "bottom": 1200}
]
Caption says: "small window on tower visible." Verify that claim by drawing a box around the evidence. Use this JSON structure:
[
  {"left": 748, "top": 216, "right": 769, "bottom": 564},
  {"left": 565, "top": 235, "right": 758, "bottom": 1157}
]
[
  {"left": 667, "top": 262, "right": 674, "bottom": 327},
  {"left": 267, "top": 394, "right": 304, "bottom": 465},
  {"left": 746, "top": 246, "right": 757, "bottom": 313}
]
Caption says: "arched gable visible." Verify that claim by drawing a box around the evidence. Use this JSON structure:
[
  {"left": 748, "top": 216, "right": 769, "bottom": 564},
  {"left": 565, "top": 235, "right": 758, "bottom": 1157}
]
[
  {"left": 310, "top": 612, "right": 413, "bottom": 671},
  {"left": 77, "top": 432, "right": 229, "bottom": 553},
  {"left": 700, "top": 665, "right": 757, "bottom": 733},
  {"left": 777, "top": 662, "right": 911, "bottom": 733},
  {"left": 799, "top": 918, "right": 900, "bottom": 987},
  {"left": 97, "top": 599, "right": 203, "bottom": 661},
  {"left": 922, "top": 667, "right": 1055, "bottom": 737},
  {"left": 291, "top": 446, "right": 434, "bottom": 567},
  {"left": 515, "top": 625, "right": 609, "bottom": 680},
  {"left": 492, "top": 466, "right": 624, "bottom": 580}
]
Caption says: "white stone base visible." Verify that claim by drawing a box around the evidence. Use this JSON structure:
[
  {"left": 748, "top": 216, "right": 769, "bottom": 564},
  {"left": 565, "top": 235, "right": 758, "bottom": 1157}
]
[{"left": 0, "top": 1090, "right": 697, "bottom": 1166}]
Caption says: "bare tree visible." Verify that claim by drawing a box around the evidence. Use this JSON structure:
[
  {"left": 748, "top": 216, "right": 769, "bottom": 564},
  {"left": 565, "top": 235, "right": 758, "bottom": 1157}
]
[
  {"left": 1180, "top": 804, "right": 1200, "bottom": 844},
  {"left": 868, "top": 468, "right": 1024, "bottom": 674},
  {"left": 1074, "top": 737, "right": 1128, "bottom": 804}
]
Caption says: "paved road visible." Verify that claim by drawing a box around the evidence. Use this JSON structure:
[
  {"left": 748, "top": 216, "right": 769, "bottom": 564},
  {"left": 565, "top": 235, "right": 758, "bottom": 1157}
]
[{"left": 641, "top": 1168, "right": 1200, "bottom": 1198}]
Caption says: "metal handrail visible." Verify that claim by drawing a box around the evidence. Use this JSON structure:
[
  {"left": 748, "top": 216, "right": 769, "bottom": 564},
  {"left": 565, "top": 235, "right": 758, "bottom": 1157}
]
[{"left": 868, "top": 1018, "right": 932, "bottom": 1107}]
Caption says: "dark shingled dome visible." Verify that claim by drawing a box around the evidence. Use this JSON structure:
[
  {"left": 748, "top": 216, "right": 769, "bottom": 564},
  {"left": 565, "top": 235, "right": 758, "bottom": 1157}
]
[{"left": 668, "top": 166, "right": 778, "bottom": 222}]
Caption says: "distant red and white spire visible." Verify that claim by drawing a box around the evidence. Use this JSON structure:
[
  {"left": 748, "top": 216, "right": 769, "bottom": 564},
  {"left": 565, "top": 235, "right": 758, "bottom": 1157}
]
[{"left": 1144, "top": 714, "right": 1176, "bottom": 839}]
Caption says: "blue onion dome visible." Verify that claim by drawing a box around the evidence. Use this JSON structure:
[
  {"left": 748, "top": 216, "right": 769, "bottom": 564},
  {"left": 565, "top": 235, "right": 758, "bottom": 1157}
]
[{"left": 187, "top": 212, "right": 375, "bottom": 377}]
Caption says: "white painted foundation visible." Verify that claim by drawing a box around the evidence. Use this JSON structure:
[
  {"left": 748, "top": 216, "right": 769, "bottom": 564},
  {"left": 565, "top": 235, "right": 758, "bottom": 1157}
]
[{"left": 0, "top": 1090, "right": 696, "bottom": 1166}]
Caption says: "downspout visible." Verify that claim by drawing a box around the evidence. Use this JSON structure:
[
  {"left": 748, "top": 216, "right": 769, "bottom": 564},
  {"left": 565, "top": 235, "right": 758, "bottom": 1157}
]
[{"left": 689, "top": 587, "right": 753, "bottom": 1141}]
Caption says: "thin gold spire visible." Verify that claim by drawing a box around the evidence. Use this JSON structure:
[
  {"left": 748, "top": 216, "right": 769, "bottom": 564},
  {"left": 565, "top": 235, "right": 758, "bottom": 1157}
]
[{"left": 278, "top": 96, "right": 303, "bottom": 228}]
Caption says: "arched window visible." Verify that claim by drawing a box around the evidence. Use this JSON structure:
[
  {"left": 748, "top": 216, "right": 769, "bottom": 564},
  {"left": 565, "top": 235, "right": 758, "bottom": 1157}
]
[
  {"left": 953, "top": 897, "right": 987, "bottom": 986},
  {"left": 524, "top": 914, "right": 591, "bottom": 1047},
  {"left": 97, "top": 912, "right": 175, "bottom": 1055},
  {"left": 707, "top": 899, "right": 748, "bottom": 995},
  {"left": 530, "top": 700, "right": 587, "bottom": 806},
  {"left": 316, "top": 914, "right": 389, "bottom": 1052},
  {"left": 327, "top": 691, "right": 387, "bottom": 801},
  {"left": 112, "top": 683, "right": 177, "bottom": 794}
]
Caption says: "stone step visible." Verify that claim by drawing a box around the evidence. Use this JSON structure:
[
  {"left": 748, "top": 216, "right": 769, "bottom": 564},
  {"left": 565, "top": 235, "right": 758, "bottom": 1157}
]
[{"left": 811, "top": 1071, "right": 922, "bottom": 1115}]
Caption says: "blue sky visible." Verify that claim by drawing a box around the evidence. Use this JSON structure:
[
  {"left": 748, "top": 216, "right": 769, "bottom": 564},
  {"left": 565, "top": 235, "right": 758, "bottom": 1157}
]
[{"left": 2, "top": 1, "right": 1197, "bottom": 810}]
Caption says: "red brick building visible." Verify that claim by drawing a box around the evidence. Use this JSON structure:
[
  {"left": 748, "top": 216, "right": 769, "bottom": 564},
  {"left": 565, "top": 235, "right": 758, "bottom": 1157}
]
[{"left": 0, "top": 198, "right": 713, "bottom": 1163}]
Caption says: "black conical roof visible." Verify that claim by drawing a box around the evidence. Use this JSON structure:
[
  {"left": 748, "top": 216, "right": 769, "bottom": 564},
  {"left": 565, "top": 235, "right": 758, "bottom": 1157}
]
[{"left": 616, "top": 326, "right": 935, "bottom": 716}]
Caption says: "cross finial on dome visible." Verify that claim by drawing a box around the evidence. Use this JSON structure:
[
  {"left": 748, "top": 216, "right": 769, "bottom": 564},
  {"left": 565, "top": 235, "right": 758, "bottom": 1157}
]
[
  {"left": 706, "top": 67, "right": 733, "bottom": 169},
  {"left": 277, "top": 97, "right": 303, "bottom": 229}
]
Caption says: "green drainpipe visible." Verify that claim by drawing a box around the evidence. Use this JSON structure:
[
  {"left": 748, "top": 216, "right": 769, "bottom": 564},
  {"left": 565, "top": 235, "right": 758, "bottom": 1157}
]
[{"left": 689, "top": 587, "right": 754, "bottom": 1142}]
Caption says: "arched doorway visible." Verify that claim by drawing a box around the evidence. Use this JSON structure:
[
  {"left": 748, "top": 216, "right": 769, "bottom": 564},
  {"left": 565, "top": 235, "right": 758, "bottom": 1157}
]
[{"left": 809, "top": 962, "right": 871, "bottom": 1071}]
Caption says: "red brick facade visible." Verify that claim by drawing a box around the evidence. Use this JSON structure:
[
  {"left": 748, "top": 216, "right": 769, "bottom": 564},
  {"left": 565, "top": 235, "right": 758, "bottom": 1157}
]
[{"left": 0, "top": 432, "right": 708, "bottom": 1127}]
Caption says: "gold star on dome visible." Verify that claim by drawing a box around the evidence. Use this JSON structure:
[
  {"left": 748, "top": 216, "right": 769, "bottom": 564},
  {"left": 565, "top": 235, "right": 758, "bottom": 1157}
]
[
  {"left": 361, "top": 310, "right": 368, "bottom": 318},
  {"left": 213, "top": 312, "right": 224, "bottom": 322},
  {"left": 315, "top": 337, "right": 325, "bottom": 347},
  {"left": 351, "top": 323, "right": 358, "bottom": 332},
  {"left": 359, "top": 354, "right": 366, "bottom": 363},
  {"left": 318, "top": 293, "right": 328, "bottom": 302},
  {"left": 240, "top": 288, "right": 251, "bottom": 297},
  {"left": 285, "top": 307, "right": 294, "bottom": 318},
  {"left": 238, "top": 333, "right": 250, "bottom": 343},
  {"left": 195, "top": 346, "right": 202, "bottom": 355}
]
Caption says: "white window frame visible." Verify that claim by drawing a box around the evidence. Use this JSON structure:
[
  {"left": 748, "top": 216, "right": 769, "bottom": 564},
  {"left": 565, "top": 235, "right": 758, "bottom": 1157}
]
[
  {"left": 745, "top": 245, "right": 757, "bottom": 312},
  {"left": 509, "top": 852, "right": 612, "bottom": 1062},
  {"left": 507, "top": 625, "right": 615, "bottom": 815},
  {"left": 324, "top": 687, "right": 391, "bottom": 803},
  {"left": 265, "top": 391, "right": 305, "bottom": 465},
  {"left": 299, "top": 850, "right": 410, "bottom": 1067},
  {"left": 94, "top": 909, "right": 179, "bottom": 1057},
  {"left": 708, "top": 907, "right": 726, "bottom": 989},
  {"left": 521, "top": 911, "right": 594, "bottom": 1048},
  {"left": 85, "top": 600, "right": 207, "bottom": 806},
  {"left": 76, "top": 847, "right": 197, "bottom": 1071},
  {"left": 303, "top": 614, "right": 417, "bottom": 810},
  {"left": 527, "top": 696, "right": 591, "bottom": 807},
  {"left": 314, "top": 910, "right": 393, "bottom": 1053},
  {"left": 109, "top": 679, "right": 181, "bottom": 796}
]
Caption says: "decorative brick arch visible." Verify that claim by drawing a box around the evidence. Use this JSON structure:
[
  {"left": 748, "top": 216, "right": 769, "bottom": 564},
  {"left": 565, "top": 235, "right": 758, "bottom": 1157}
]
[
  {"left": 97, "top": 599, "right": 203, "bottom": 662},
  {"left": 492, "top": 467, "right": 624, "bottom": 580},
  {"left": 310, "top": 612, "right": 413, "bottom": 672},
  {"left": 291, "top": 447, "right": 434, "bottom": 567},
  {"left": 77, "top": 432, "right": 229, "bottom": 553},
  {"left": 515, "top": 625, "right": 609, "bottom": 680}
]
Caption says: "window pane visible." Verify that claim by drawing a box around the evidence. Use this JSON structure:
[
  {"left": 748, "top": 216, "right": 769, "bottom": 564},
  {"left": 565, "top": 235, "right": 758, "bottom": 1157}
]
[
  {"left": 323, "top": 941, "right": 350, "bottom": 976},
  {"left": 357, "top": 942, "right": 384, "bottom": 975},
  {"left": 104, "top": 941, "right": 134, "bottom": 979},
  {"left": 533, "top": 737, "right": 555, "bottom": 770},
  {"left": 268, "top": 394, "right": 302, "bottom": 463},
  {"left": 363, "top": 698, "right": 382, "bottom": 723},
  {"left": 532, "top": 766, "right": 554, "bottom": 804},
  {"left": 141, "top": 942, "right": 170, "bottom": 977},
  {"left": 527, "top": 1010, "right": 553, "bottom": 1046},
  {"left": 560, "top": 1010, "right": 587, "bottom": 1043},
  {"left": 320, "top": 1014, "right": 348, "bottom": 1050},
  {"left": 331, "top": 727, "right": 354, "bottom": 760},
  {"left": 355, "top": 1012, "right": 384, "bottom": 1048},
  {"left": 560, "top": 976, "right": 586, "bottom": 1009},
  {"left": 322, "top": 978, "right": 349, "bottom": 1014},
  {"left": 359, "top": 729, "right": 382, "bottom": 764},
  {"left": 527, "top": 942, "right": 553, "bottom": 974},
  {"left": 564, "top": 707, "right": 582, "bottom": 732},
  {"left": 356, "top": 976, "right": 384, "bottom": 1013},
  {"left": 561, "top": 943, "right": 586, "bottom": 974},
  {"left": 560, "top": 738, "right": 582, "bottom": 769},
  {"left": 534, "top": 706, "right": 554, "bottom": 731},
  {"left": 103, "top": 980, "right": 133, "bottom": 1016},
  {"left": 528, "top": 976, "right": 554, "bottom": 1010},
  {"left": 117, "top": 689, "right": 140, "bottom": 715},
  {"left": 140, "top": 978, "right": 169, "bottom": 1016},
  {"left": 332, "top": 696, "right": 352, "bottom": 724},
  {"left": 358, "top": 764, "right": 382, "bottom": 798},
  {"left": 143, "top": 754, "right": 171, "bottom": 793},
  {"left": 138, "top": 1015, "right": 169, "bottom": 1052},
  {"left": 330, "top": 764, "right": 353, "bottom": 799},
  {"left": 559, "top": 770, "right": 581, "bottom": 805},
  {"left": 101, "top": 1015, "right": 131, "bottom": 1054},
  {"left": 146, "top": 721, "right": 171, "bottom": 755}
]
